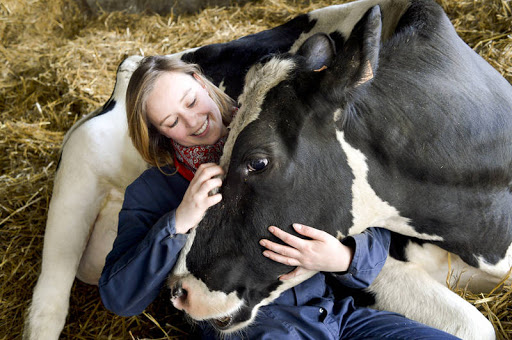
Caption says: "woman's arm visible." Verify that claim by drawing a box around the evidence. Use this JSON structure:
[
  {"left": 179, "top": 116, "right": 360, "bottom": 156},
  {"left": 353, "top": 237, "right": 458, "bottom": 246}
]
[
  {"left": 99, "top": 168, "right": 189, "bottom": 316},
  {"left": 260, "top": 225, "right": 390, "bottom": 288},
  {"left": 99, "top": 164, "right": 224, "bottom": 316},
  {"left": 329, "top": 227, "right": 391, "bottom": 289}
]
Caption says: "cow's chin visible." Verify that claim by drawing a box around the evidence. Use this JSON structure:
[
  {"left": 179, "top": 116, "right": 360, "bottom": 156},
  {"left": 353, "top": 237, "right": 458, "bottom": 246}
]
[{"left": 206, "top": 305, "right": 255, "bottom": 333}]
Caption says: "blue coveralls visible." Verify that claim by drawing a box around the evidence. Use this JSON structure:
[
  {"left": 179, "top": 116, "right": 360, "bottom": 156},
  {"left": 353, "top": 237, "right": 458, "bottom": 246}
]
[{"left": 99, "top": 166, "right": 459, "bottom": 339}]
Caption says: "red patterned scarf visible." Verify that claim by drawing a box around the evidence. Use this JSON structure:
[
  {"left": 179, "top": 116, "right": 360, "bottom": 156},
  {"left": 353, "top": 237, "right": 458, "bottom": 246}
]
[
  {"left": 172, "top": 136, "right": 227, "bottom": 181},
  {"left": 172, "top": 107, "right": 238, "bottom": 181}
]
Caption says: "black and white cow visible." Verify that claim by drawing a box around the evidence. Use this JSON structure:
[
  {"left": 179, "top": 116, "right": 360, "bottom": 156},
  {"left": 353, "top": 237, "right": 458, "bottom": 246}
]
[
  {"left": 25, "top": 0, "right": 510, "bottom": 339},
  {"left": 24, "top": 1, "right": 397, "bottom": 339},
  {"left": 168, "top": 0, "right": 512, "bottom": 339}
]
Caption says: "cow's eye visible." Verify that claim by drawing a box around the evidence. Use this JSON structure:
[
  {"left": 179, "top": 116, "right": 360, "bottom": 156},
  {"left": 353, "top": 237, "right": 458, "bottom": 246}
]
[{"left": 247, "top": 158, "right": 268, "bottom": 172}]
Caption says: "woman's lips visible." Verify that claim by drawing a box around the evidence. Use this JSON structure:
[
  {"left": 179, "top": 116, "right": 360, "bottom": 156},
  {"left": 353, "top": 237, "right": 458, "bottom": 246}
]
[{"left": 192, "top": 117, "right": 209, "bottom": 137}]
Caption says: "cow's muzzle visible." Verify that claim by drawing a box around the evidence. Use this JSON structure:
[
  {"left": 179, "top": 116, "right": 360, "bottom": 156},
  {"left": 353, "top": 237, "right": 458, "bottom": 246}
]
[
  {"left": 170, "top": 279, "right": 234, "bottom": 329},
  {"left": 168, "top": 274, "right": 245, "bottom": 332}
]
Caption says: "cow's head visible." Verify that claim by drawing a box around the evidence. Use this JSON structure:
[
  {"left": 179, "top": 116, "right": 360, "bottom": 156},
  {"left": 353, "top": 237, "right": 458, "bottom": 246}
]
[{"left": 169, "top": 6, "right": 382, "bottom": 333}]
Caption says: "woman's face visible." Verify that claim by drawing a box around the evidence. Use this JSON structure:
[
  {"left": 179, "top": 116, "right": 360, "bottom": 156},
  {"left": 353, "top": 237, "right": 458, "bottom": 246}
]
[{"left": 146, "top": 71, "right": 227, "bottom": 147}]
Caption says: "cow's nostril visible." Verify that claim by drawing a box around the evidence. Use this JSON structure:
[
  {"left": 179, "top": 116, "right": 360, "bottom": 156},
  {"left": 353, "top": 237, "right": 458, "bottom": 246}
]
[{"left": 171, "top": 283, "right": 187, "bottom": 299}]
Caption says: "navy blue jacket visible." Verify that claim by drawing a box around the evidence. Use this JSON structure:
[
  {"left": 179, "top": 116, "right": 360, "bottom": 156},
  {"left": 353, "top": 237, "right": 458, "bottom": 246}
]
[{"left": 99, "top": 166, "right": 392, "bottom": 337}]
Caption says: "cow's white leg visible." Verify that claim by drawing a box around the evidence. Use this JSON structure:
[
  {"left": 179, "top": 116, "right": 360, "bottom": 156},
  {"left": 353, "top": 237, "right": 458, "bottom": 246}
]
[
  {"left": 475, "top": 242, "right": 512, "bottom": 286},
  {"left": 76, "top": 188, "right": 123, "bottom": 284},
  {"left": 406, "top": 241, "right": 510, "bottom": 293},
  {"left": 24, "top": 166, "right": 106, "bottom": 340},
  {"left": 369, "top": 257, "right": 495, "bottom": 340}
]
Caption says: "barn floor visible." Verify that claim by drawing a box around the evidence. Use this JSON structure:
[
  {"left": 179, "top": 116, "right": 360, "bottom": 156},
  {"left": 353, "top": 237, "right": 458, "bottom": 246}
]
[{"left": 1, "top": 0, "right": 511, "bottom": 339}]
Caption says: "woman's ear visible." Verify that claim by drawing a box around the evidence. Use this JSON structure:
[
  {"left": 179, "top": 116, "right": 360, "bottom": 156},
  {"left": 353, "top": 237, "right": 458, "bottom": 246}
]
[{"left": 193, "top": 73, "right": 207, "bottom": 89}]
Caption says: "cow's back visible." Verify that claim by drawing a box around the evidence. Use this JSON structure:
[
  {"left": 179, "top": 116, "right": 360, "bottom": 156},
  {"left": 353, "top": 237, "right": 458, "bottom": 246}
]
[{"left": 347, "top": 0, "right": 512, "bottom": 267}]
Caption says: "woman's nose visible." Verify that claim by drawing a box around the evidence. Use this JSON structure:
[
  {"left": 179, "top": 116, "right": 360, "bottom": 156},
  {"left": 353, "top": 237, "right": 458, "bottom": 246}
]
[{"left": 181, "top": 111, "right": 200, "bottom": 128}]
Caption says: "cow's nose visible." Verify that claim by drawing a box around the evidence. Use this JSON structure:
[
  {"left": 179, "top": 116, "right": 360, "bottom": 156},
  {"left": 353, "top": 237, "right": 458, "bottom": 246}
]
[{"left": 171, "top": 281, "right": 187, "bottom": 300}]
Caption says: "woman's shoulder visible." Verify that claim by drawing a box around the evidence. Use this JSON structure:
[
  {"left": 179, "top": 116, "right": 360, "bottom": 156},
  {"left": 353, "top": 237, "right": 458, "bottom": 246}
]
[{"left": 127, "top": 166, "right": 188, "bottom": 194}]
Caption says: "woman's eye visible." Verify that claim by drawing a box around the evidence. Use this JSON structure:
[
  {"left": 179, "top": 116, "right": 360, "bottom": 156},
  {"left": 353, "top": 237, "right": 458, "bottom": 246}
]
[
  {"left": 169, "top": 118, "right": 178, "bottom": 128},
  {"left": 188, "top": 98, "right": 196, "bottom": 108},
  {"left": 247, "top": 158, "right": 269, "bottom": 172}
]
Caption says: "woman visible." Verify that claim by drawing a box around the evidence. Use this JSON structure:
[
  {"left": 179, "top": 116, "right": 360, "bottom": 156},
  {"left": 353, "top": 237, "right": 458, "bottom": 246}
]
[{"left": 99, "top": 55, "right": 459, "bottom": 339}]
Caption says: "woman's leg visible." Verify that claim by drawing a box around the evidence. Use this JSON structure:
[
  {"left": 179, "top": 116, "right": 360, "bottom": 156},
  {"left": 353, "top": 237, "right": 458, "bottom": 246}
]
[{"left": 341, "top": 306, "right": 461, "bottom": 340}]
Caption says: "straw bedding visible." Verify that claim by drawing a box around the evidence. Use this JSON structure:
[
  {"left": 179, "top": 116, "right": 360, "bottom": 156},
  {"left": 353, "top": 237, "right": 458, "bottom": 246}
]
[{"left": 1, "top": 0, "right": 511, "bottom": 338}]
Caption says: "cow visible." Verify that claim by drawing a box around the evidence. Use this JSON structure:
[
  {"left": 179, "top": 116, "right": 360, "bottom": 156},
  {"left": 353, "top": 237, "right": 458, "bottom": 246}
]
[
  {"left": 24, "top": 1, "right": 404, "bottom": 339},
  {"left": 167, "top": 0, "right": 512, "bottom": 339},
  {"left": 25, "top": 0, "right": 511, "bottom": 339}
]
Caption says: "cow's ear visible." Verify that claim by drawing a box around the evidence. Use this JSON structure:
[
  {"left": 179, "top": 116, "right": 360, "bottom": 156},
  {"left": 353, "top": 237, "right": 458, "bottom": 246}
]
[
  {"left": 296, "top": 33, "right": 336, "bottom": 71},
  {"left": 346, "top": 5, "right": 382, "bottom": 88}
]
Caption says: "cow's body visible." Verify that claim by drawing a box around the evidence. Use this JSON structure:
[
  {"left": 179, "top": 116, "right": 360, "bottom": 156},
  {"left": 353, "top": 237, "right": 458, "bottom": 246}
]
[
  {"left": 25, "top": 0, "right": 510, "bottom": 339},
  {"left": 24, "top": 2, "right": 394, "bottom": 339},
  {"left": 170, "top": 0, "right": 512, "bottom": 339}
]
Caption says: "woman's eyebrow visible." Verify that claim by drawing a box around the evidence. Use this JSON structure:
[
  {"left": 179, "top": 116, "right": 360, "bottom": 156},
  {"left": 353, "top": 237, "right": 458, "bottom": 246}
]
[
  {"left": 180, "top": 88, "right": 192, "bottom": 103},
  {"left": 158, "top": 87, "right": 193, "bottom": 126},
  {"left": 158, "top": 113, "right": 173, "bottom": 126}
]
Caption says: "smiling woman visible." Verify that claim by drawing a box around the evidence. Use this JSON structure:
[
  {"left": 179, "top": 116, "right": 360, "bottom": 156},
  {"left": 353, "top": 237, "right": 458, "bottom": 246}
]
[
  {"left": 145, "top": 71, "right": 228, "bottom": 146},
  {"left": 125, "top": 56, "right": 236, "bottom": 171}
]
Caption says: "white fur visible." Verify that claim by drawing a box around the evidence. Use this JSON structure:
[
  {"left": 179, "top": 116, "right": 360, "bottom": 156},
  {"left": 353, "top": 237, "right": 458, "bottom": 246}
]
[
  {"left": 335, "top": 123, "right": 499, "bottom": 338},
  {"left": 370, "top": 257, "right": 495, "bottom": 340},
  {"left": 173, "top": 274, "right": 243, "bottom": 321},
  {"left": 336, "top": 130, "right": 443, "bottom": 241},
  {"left": 219, "top": 58, "right": 296, "bottom": 170},
  {"left": 289, "top": 0, "right": 409, "bottom": 54},
  {"left": 76, "top": 188, "right": 123, "bottom": 284},
  {"left": 171, "top": 230, "right": 245, "bottom": 326},
  {"left": 217, "top": 271, "right": 317, "bottom": 333},
  {"left": 24, "top": 56, "right": 148, "bottom": 340},
  {"left": 406, "top": 241, "right": 507, "bottom": 293},
  {"left": 477, "top": 242, "right": 512, "bottom": 279},
  {"left": 171, "top": 228, "right": 197, "bottom": 276}
]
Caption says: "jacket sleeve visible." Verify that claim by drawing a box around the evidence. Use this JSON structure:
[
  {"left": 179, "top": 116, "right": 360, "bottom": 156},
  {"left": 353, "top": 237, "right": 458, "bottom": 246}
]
[
  {"left": 99, "top": 169, "right": 188, "bottom": 316},
  {"left": 329, "top": 227, "right": 391, "bottom": 289}
]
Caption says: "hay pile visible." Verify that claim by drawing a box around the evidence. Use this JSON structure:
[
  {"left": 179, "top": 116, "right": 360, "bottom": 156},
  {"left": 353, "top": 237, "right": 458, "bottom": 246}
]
[{"left": 1, "top": 0, "right": 511, "bottom": 339}]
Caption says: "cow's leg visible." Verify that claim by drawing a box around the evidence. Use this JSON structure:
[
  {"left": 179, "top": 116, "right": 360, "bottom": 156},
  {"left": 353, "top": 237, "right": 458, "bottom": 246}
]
[
  {"left": 24, "top": 166, "right": 106, "bottom": 340},
  {"left": 76, "top": 188, "right": 123, "bottom": 284},
  {"left": 406, "top": 241, "right": 511, "bottom": 293},
  {"left": 369, "top": 257, "right": 495, "bottom": 340},
  {"left": 474, "top": 242, "right": 512, "bottom": 286}
]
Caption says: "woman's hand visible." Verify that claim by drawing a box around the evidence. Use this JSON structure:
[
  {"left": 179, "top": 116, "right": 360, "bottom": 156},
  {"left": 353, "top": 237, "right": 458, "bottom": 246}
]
[
  {"left": 259, "top": 224, "right": 354, "bottom": 280},
  {"left": 175, "top": 163, "right": 224, "bottom": 234}
]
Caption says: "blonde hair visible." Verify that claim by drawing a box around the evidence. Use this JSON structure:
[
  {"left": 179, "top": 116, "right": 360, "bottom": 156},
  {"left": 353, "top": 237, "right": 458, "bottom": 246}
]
[{"left": 126, "top": 55, "right": 235, "bottom": 169}]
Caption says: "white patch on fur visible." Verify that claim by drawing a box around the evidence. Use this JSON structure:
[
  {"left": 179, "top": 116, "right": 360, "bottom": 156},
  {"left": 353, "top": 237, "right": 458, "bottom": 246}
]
[
  {"left": 173, "top": 274, "right": 243, "bottom": 321},
  {"left": 25, "top": 54, "right": 150, "bottom": 340},
  {"left": 333, "top": 108, "right": 343, "bottom": 122},
  {"left": 219, "top": 58, "right": 296, "bottom": 170},
  {"left": 370, "top": 257, "right": 495, "bottom": 340},
  {"left": 405, "top": 241, "right": 506, "bottom": 293},
  {"left": 476, "top": 242, "right": 512, "bottom": 280},
  {"left": 218, "top": 80, "right": 226, "bottom": 93},
  {"left": 172, "top": 228, "right": 196, "bottom": 276},
  {"left": 61, "top": 55, "right": 143, "bottom": 147},
  {"left": 171, "top": 229, "right": 243, "bottom": 321},
  {"left": 336, "top": 230, "right": 345, "bottom": 240},
  {"left": 289, "top": 0, "right": 409, "bottom": 55},
  {"left": 76, "top": 188, "right": 123, "bottom": 285},
  {"left": 336, "top": 131, "right": 443, "bottom": 240},
  {"left": 226, "top": 271, "right": 318, "bottom": 333}
]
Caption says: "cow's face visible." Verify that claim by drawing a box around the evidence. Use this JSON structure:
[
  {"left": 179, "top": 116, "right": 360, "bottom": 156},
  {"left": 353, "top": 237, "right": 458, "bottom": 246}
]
[{"left": 169, "top": 6, "right": 382, "bottom": 333}]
